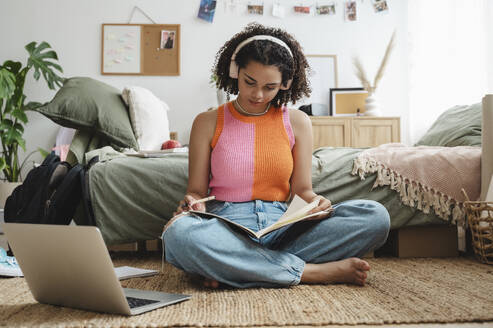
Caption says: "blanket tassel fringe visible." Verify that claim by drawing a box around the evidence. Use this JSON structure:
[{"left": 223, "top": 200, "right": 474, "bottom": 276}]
[{"left": 352, "top": 157, "right": 466, "bottom": 227}]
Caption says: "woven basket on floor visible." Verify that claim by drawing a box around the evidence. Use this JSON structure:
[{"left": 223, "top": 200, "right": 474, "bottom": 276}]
[{"left": 463, "top": 198, "right": 493, "bottom": 265}]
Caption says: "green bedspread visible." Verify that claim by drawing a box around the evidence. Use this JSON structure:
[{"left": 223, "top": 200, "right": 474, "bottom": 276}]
[{"left": 79, "top": 147, "right": 444, "bottom": 245}]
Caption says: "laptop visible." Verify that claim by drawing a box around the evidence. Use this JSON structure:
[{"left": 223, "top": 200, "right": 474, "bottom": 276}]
[{"left": 3, "top": 223, "right": 190, "bottom": 315}]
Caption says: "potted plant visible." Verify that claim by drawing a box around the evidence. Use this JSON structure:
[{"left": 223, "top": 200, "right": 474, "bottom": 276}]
[{"left": 0, "top": 41, "right": 63, "bottom": 207}]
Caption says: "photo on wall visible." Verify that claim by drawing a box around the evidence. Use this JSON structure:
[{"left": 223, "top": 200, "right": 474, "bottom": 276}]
[
  {"left": 373, "top": 0, "right": 389, "bottom": 13},
  {"left": 272, "top": 3, "right": 286, "bottom": 18},
  {"left": 160, "top": 30, "right": 175, "bottom": 49},
  {"left": 345, "top": 1, "right": 357, "bottom": 21},
  {"left": 247, "top": 5, "right": 264, "bottom": 15},
  {"left": 296, "top": 55, "right": 338, "bottom": 115},
  {"left": 316, "top": 4, "right": 336, "bottom": 15},
  {"left": 294, "top": 6, "right": 311, "bottom": 14},
  {"left": 198, "top": 0, "right": 217, "bottom": 23}
]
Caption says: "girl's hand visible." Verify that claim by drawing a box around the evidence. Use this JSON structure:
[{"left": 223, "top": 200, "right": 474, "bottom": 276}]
[
  {"left": 306, "top": 195, "right": 333, "bottom": 220},
  {"left": 173, "top": 193, "right": 207, "bottom": 216}
]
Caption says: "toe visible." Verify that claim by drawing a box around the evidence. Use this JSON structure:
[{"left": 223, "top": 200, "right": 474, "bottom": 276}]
[
  {"left": 356, "top": 259, "right": 370, "bottom": 271},
  {"left": 203, "top": 278, "right": 220, "bottom": 289},
  {"left": 355, "top": 278, "right": 366, "bottom": 286},
  {"left": 356, "top": 271, "right": 367, "bottom": 280}
]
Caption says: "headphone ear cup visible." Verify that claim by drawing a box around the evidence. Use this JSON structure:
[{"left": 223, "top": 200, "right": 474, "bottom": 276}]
[
  {"left": 279, "top": 79, "right": 292, "bottom": 90},
  {"left": 229, "top": 61, "right": 239, "bottom": 79}
]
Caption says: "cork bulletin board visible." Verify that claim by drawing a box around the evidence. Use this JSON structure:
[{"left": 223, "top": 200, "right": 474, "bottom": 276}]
[{"left": 101, "top": 23, "right": 180, "bottom": 76}]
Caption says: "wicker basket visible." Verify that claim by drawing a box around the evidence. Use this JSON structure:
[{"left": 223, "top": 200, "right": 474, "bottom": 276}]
[{"left": 462, "top": 197, "right": 493, "bottom": 265}]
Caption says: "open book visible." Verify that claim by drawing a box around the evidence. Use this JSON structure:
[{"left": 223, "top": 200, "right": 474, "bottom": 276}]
[
  {"left": 126, "top": 147, "right": 188, "bottom": 158},
  {"left": 163, "top": 195, "right": 333, "bottom": 239},
  {"left": 114, "top": 266, "right": 159, "bottom": 280}
]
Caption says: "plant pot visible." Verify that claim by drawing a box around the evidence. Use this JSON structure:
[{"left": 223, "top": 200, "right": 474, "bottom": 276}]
[{"left": 0, "top": 181, "right": 21, "bottom": 209}]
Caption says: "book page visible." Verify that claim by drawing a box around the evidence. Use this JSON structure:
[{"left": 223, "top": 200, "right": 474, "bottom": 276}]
[
  {"left": 256, "top": 195, "right": 325, "bottom": 237},
  {"left": 277, "top": 195, "right": 309, "bottom": 221},
  {"left": 277, "top": 195, "right": 319, "bottom": 223},
  {"left": 188, "top": 211, "right": 259, "bottom": 239},
  {"left": 127, "top": 147, "right": 188, "bottom": 158},
  {"left": 114, "top": 266, "right": 159, "bottom": 280}
]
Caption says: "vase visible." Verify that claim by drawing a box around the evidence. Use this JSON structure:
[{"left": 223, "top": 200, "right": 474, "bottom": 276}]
[
  {"left": 364, "top": 93, "right": 381, "bottom": 116},
  {"left": 0, "top": 181, "right": 21, "bottom": 209}
]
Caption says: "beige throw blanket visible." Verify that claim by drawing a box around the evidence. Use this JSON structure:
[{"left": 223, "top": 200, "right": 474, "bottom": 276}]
[{"left": 352, "top": 143, "right": 481, "bottom": 226}]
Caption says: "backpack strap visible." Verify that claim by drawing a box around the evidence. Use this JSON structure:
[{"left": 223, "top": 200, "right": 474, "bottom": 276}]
[
  {"left": 41, "top": 152, "right": 60, "bottom": 166},
  {"left": 80, "top": 156, "right": 99, "bottom": 226},
  {"left": 80, "top": 165, "right": 96, "bottom": 226},
  {"left": 44, "top": 164, "right": 83, "bottom": 225}
]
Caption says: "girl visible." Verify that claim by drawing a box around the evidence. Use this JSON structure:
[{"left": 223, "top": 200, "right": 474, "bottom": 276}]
[{"left": 163, "top": 23, "right": 390, "bottom": 288}]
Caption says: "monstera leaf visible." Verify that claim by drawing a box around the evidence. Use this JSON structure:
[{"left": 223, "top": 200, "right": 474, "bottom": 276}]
[
  {"left": 0, "top": 68, "right": 15, "bottom": 99},
  {"left": 25, "top": 41, "right": 64, "bottom": 89},
  {"left": 0, "top": 41, "right": 64, "bottom": 182}
]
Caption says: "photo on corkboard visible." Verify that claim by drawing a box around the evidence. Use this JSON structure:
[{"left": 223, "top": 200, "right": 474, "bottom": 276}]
[
  {"left": 160, "top": 30, "right": 175, "bottom": 49},
  {"left": 330, "top": 88, "right": 368, "bottom": 116}
]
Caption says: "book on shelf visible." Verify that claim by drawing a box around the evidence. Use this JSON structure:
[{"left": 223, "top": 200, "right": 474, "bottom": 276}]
[{"left": 163, "top": 195, "right": 333, "bottom": 239}]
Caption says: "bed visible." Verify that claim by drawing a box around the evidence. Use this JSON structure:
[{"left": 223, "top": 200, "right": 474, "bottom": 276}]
[
  {"left": 33, "top": 78, "right": 490, "bottom": 247},
  {"left": 77, "top": 104, "right": 486, "bottom": 246}
]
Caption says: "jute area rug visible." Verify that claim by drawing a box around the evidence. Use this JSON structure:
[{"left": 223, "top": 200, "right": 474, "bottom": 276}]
[{"left": 1, "top": 254, "right": 493, "bottom": 328}]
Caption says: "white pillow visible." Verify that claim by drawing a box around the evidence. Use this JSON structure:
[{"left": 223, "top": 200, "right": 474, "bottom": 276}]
[{"left": 121, "top": 86, "right": 170, "bottom": 151}]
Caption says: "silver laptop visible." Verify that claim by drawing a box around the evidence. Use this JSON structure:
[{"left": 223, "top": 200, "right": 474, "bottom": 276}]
[{"left": 3, "top": 223, "right": 190, "bottom": 315}]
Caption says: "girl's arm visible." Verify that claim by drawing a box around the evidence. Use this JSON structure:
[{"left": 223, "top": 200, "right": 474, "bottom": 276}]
[
  {"left": 174, "top": 110, "right": 217, "bottom": 214},
  {"left": 289, "top": 109, "right": 332, "bottom": 216}
]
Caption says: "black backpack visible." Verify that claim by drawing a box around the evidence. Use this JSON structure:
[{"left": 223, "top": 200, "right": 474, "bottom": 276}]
[{"left": 4, "top": 153, "right": 85, "bottom": 225}]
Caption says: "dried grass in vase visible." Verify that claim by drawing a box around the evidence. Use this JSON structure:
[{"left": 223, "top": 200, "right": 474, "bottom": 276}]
[{"left": 353, "top": 31, "right": 396, "bottom": 96}]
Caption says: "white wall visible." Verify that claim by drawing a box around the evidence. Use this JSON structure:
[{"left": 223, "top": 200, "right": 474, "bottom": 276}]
[
  {"left": 487, "top": 1, "right": 493, "bottom": 94},
  {"left": 407, "top": 0, "right": 493, "bottom": 144},
  {"left": 0, "top": 0, "right": 408, "bottom": 170}
]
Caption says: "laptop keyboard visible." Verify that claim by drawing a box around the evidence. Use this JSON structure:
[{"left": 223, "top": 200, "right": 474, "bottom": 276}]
[{"left": 126, "top": 296, "right": 160, "bottom": 308}]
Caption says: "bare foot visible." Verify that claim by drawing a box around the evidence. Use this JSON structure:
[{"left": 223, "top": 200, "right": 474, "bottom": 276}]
[
  {"left": 301, "top": 258, "right": 370, "bottom": 286},
  {"left": 203, "top": 277, "right": 220, "bottom": 288}
]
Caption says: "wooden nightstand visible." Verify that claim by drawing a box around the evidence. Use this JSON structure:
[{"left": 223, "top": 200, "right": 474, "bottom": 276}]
[{"left": 310, "top": 116, "right": 400, "bottom": 149}]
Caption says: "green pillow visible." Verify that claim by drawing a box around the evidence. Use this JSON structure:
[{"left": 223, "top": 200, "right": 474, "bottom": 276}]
[
  {"left": 34, "top": 77, "right": 138, "bottom": 149},
  {"left": 415, "top": 103, "right": 482, "bottom": 147}
]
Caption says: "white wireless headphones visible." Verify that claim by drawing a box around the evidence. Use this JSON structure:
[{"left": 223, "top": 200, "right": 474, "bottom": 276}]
[{"left": 229, "top": 35, "right": 293, "bottom": 90}]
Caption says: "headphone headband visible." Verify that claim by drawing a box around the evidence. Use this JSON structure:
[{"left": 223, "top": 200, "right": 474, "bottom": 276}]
[
  {"left": 231, "top": 35, "right": 293, "bottom": 60},
  {"left": 229, "top": 35, "right": 293, "bottom": 90}
]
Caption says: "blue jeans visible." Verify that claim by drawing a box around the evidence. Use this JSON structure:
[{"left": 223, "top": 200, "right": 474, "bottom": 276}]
[{"left": 162, "top": 199, "right": 390, "bottom": 288}]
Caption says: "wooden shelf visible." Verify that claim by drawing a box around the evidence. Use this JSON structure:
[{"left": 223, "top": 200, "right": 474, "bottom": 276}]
[{"left": 310, "top": 116, "right": 400, "bottom": 149}]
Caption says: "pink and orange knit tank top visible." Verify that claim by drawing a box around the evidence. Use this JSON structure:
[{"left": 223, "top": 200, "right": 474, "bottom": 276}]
[{"left": 209, "top": 102, "right": 295, "bottom": 202}]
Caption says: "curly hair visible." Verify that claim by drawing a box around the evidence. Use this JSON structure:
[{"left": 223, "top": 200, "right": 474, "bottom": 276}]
[{"left": 212, "top": 23, "right": 311, "bottom": 107}]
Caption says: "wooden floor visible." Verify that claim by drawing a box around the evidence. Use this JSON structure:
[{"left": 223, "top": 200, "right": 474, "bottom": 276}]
[{"left": 0, "top": 233, "right": 492, "bottom": 327}]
